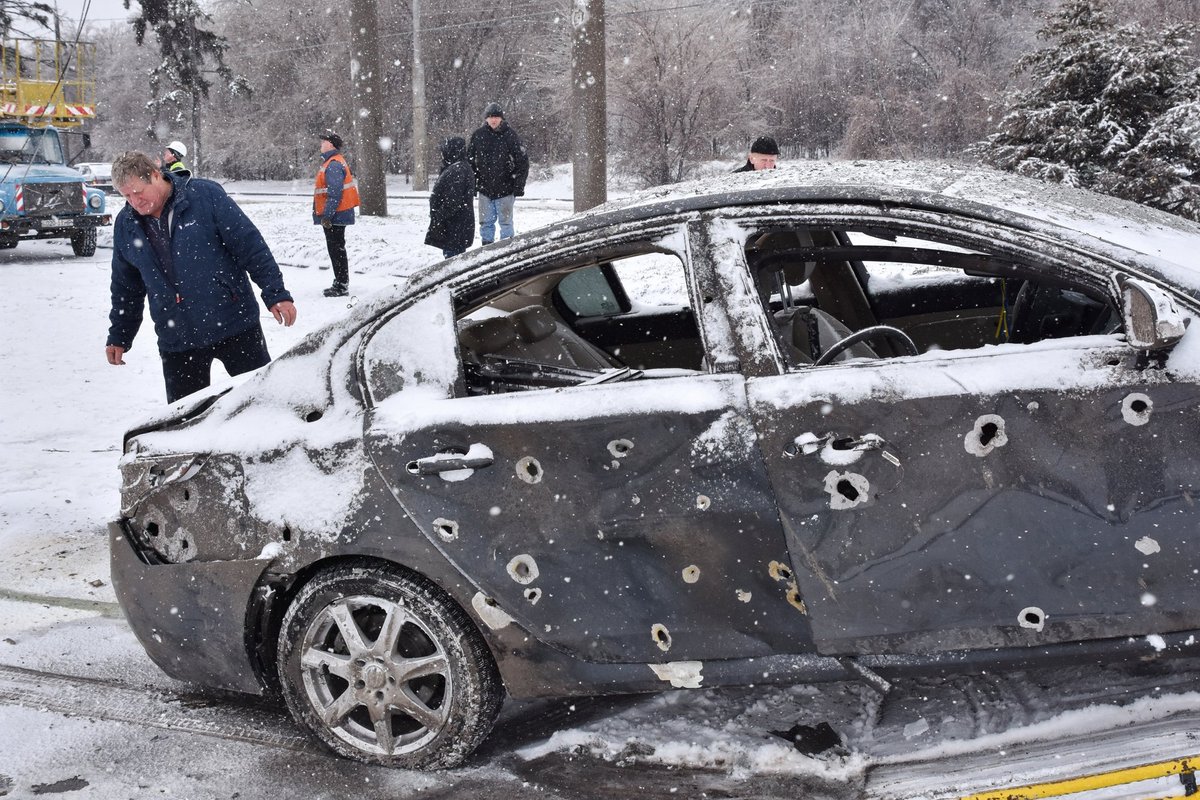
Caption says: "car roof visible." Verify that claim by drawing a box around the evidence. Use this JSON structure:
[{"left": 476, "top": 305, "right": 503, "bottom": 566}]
[{"left": 455, "top": 161, "right": 1187, "bottom": 306}]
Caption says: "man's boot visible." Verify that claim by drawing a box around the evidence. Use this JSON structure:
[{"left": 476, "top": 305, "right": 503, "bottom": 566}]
[{"left": 323, "top": 282, "right": 348, "bottom": 297}]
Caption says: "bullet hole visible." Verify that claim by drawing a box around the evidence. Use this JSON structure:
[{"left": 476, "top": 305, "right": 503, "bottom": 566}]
[
  {"left": 1018, "top": 606, "right": 1045, "bottom": 632},
  {"left": 471, "top": 592, "right": 514, "bottom": 630},
  {"left": 506, "top": 554, "right": 540, "bottom": 585},
  {"left": 183, "top": 489, "right": 190, "bottom": 502},
  {"left": 736, "top": 589, "right": 752, "bottom": 603},
  {"left": 304, "top": 410, "right": 323, "bottom": 423},
  {"left": 695, "top": 495, "right": 711, "bottom": 511},
  {"left": 786, "top": 586, "right": 807, "bottom": 614},
  {"left": 145, "top": 521, "right": 159, "bottom": 537},
  {"left": 823, "top": 470, "right": 870, "bottom": 510},
  {"left": 964, "top": 414, "right": 1008, "bottom": 457},
  {"left": 651, "top": 623, "right": 672, "bottom": 652},
  {"left": 524, "top": 587, "right": 542, "bottom": 605},
  {"left": 516, "top": 456, "right": 543, "bottom": 484},
  {"left": 608, "top": 439, "right": 634, "bottom": 458},
  {"left": 682, "top": 565, "right": 701, "bottom": 584},
  {"left": 768, "top": 561, "right": 793, "bottom": 583},
  {"left": 282, "top": 525, "right": 292, "bottom": 542},
  {"left": 180, "top": 539, "right": 189, "bottom": 550},
  {"left": 1122, "top": 393, "right": 1153, "bottom": 426},
  {"left": 432, "top": 517, "right": 459, "bottom": 542}
]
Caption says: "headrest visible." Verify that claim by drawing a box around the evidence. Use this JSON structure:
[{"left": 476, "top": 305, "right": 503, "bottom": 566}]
[
  {"left": 459, "top": 316, "right": 516, "bottom": 355},
  {"left": 512, "top": 306, "right": 557, "bottom": 343}
]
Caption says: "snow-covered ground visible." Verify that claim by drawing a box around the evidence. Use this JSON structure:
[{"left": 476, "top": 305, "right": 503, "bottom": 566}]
[{"left": 1, "top": 170, "right": 1198, "bottom": 799}]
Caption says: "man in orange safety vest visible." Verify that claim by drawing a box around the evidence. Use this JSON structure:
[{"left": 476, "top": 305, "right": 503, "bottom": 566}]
[{"left": 314, "top": 131, "right": 360, "bottom": 297}]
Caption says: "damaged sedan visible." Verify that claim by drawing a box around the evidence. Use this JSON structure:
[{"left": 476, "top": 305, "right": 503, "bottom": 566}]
[{"left": 111, "top": 161, "right": 1200, "bottom": 769}]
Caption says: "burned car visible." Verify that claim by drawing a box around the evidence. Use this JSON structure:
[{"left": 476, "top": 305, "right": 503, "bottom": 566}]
[{"left": 111, "top": 161, "right": 1200, "bottom": 769}]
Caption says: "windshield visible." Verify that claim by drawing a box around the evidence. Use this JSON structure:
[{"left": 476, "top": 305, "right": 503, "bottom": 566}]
[{"left": 0, "top": 129, "right": 65, "bottom": 165}]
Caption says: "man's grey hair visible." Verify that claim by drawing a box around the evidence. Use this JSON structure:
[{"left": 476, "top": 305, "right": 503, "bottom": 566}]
[{"left": 111, "top": 151, "right": 159, "bottom": 188}]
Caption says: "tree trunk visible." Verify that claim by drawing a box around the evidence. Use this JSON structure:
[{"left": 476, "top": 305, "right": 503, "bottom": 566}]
[
  {"left": 571, "top": 0, "right": 607, "bottom": 212},
  {"left": 412, "top": 0, "right": 428, "bottom": 191},
  {"left": 348, "top": 0, "right": 388, "bottom": 216}
]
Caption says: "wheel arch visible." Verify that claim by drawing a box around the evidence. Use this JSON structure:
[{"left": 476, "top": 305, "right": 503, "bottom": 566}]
[{"left": 248, "top": 553, "right": 497, "bottom": 696}]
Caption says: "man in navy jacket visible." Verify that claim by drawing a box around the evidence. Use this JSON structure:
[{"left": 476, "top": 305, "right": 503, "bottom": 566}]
[{"left": 105, "top": 151, "right": 297, "bottom": 403}]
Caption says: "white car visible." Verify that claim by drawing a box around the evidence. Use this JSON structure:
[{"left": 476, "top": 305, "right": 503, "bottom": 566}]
[{"left": 74, "top": 161, "right": 113, "bottom": 193}]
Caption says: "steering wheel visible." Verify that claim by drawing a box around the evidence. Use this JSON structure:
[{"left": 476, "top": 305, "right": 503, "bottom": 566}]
[
  {"left": 1007, "top": 280, "right": 1047, "bottom": 343},
  {"left": 815, "top": 325, "right": 919, "bottom": 366}
]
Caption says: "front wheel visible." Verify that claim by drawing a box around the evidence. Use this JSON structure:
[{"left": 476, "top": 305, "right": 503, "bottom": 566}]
[
  {"left": 70, "top": 227, "right": 97, "bottom": 257},
  {"left": 277, "top": 563, "right": 503, "bottom": 769}
]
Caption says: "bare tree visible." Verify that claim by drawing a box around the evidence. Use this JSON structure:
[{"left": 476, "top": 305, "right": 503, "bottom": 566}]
[{"left": 609, "top": 0, "right": 747, "bottom": 185}]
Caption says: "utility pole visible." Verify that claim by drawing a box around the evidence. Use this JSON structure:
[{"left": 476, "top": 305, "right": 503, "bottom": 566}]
[
  {"left": 571, "top": 0, "right": 606, "bottom": 212},
  {"left": 348, "top": 0, "right": 388, "bottom": 215},
  {"left": 412, "top": 0, "right": 428, "bottom": 191}
]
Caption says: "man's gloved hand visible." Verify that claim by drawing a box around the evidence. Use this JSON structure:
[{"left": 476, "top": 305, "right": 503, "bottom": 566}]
[{"left": 321, "top": 218, "right": 333, "bottom": 229}]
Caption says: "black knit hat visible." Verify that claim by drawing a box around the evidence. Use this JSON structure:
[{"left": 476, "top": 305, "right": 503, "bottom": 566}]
[
  {"left": 483, "top": 102, "right": 504, "bottom": 119},
  {"left": 749, "top": 136, "right": 779, "bottom": 155},
  {"left": 320, "top": 131, "right": 344, "bottom": 150}
]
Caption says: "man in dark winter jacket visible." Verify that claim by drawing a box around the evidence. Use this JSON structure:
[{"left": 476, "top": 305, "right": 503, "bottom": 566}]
[
  {"left": 468, "top": 102, "right": 529, "bottom": 244},
  {"left": 733, "top": 136, "right": 780, "bottom": 172},
  {"left": 105, "top": 150, "right": 297, "bottom": 403},
  {"left": 425, "top": 136, "right": 475, "bottom": 259}
]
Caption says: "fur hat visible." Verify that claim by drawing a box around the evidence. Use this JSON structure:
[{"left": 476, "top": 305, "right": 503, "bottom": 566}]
[{"left": 749, "top": 136, "right": 779, "bottom": 155}]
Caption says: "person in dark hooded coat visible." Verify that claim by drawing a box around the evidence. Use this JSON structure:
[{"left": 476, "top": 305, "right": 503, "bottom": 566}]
[{"left": 425, "top": 136, "right": 476, "bottom": 259}]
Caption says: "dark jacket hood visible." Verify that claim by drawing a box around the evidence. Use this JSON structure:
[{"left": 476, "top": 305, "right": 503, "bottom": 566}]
[{"left": 441, "top": 137, "right": 467, "bottom": 169}]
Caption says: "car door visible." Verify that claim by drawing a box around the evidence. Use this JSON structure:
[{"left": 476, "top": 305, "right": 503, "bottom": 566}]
[
  {"left": 359, "top": 248, "right": 811, "bottom": 667},
  {"left": 722, "top": 217, "right": 1200, "bottom": 656}
]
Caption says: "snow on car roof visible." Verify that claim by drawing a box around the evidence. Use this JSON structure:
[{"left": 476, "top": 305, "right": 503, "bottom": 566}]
[{"left": 579, "top": 160, "right": 1200, "bottom": 294}]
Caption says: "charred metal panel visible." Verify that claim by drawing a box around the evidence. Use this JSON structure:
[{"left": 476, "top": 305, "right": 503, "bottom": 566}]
[
  {"left": 747, "top": 344, "right": 1200, "bottom": 655},
  {"left": 109, "top": 521, "right": 268, "bottom": 694},
  {"left": 366, "top": 374, "right": 816, "bottom": 665}
]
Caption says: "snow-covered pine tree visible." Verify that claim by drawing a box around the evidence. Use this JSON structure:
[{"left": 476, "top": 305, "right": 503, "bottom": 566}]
[{"left": 977, "top": 0, "right": 1200, "bottom": 220}]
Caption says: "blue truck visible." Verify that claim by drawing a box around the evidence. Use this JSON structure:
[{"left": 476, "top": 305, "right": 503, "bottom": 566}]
[{"left": 0, "top": 38, "right": 111, "bottom": 256}]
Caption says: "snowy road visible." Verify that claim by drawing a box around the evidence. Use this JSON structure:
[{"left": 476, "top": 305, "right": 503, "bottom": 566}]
[{"left": 1, "top": 179, "right": 1198, "bottom": 799}]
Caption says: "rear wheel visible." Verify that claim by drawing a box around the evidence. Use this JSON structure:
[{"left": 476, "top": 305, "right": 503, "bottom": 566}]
[
  {"left": 70, "top": 227, "right": 97, "bottom": 257},
  {"left": 277, "top": 563, "right": 503, "bottom": 769}
]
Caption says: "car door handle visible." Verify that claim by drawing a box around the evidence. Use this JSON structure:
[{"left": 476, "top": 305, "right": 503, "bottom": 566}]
[{"left": 406, "top": 453, "right": 494, "bottom": 475}]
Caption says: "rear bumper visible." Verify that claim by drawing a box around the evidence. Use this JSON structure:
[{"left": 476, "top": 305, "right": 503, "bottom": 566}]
[{"left": 108, "top": 518, "right": 269, "bottom": 694}]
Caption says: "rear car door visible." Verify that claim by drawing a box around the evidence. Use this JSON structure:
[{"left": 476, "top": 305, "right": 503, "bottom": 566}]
[{"left": 360, "top": 232, "right": 812, "bottom": 666}]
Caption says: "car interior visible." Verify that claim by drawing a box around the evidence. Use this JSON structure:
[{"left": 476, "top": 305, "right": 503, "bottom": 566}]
[
  {"left": 454, "top": 241, "right": 704, "bottom": 395},
  {"left": 745, "top": 224, "right": 1121, "bottom": 369},
  {"left": 450, "top": 222, "right": 1124, "bottom": 395}
]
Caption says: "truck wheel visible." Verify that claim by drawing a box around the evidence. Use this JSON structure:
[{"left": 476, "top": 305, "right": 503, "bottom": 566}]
[
  {"left": 277, "top": 563, "right": 504, "bottom": 769},
  {"left": 70, "top": 228, "right": 97, "bottom": 257}
]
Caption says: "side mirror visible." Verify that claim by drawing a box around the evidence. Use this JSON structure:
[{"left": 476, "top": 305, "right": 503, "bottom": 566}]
[{"left": 1117, "top": 276, "right": 1186, "bottom": 350}]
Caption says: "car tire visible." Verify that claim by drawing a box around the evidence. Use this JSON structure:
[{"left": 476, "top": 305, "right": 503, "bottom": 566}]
[
  {"left": 277, "top": 563, "right": 503, "bottom": 769},
  {"left": 70, "top": 227, "right": 97, "bottom": 257}
]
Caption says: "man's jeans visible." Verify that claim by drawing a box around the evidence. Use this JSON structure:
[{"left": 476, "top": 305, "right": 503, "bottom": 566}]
[{"left": 478, "top": 194, "right": 515, "bottom": 244}]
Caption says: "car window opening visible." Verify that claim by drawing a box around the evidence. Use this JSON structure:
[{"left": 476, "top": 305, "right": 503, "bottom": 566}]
[
  {"left": 745, "top": 225, "right": 1122, "bottom": 371},
  {"left": 456, "top": 245, "right": 703, "bottom": 395}
]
